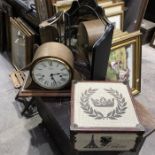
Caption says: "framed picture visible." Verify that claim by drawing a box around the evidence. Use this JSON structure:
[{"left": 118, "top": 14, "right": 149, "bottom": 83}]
[
  {"left": 106, "top": 31, "right": 142, "bottom": 95},
  {"left": 54, "top": 0, "right": 124, "bottom": 30},
  {"left": 107, "top": 11, "right": 124, "bottom": 30},
  {"left": 99, "top": 0, "right": 124, "bottom": 30},
  {"left": 150, "top": 32, "right": 155, "bottom": 48},
  {"left": 10, "top": 18, "right": 34, "bottom": 70}
]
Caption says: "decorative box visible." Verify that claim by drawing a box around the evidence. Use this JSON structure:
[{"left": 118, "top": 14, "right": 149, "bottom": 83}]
[
  {"left": 70, "top": 82, "right": 145, "bottom": 152},
  {"left": 140, "top": 19, "right": 155, "bottom": 44},
  {"left": 150, "top": 32, "right": 155, "bottom": 48}
]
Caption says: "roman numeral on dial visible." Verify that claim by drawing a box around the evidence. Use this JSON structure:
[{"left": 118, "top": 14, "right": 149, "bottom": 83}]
[
  {"left": 41, "top": 63, "right": 47, "bottom": 67},
  {"left": 48, "top": 61, "right": 53, "bottom": 66},
  {"left": 44, "top": 81, "right": 49, "bottom": 86},
  {"left": 38, "top": 77, "right": 44, "bottom": 82},
  {"left": 60, "top": 78, "right": 67, "bottom": 82}
]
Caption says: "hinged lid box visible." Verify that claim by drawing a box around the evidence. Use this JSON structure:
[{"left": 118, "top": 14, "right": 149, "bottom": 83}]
[{"left": 70, "top": 82, "right": 145, "bottom": 152}]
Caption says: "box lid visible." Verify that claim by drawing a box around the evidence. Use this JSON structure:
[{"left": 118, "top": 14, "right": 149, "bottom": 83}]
[
  {"left": 71, "top": 82, "right": 144, "bottom": 132},
  {"left": 141, "top": 19, "right": 155, "bottom": 30}
]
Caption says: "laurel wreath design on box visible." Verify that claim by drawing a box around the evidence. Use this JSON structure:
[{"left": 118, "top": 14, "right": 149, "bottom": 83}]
[{"left": 80, "top": 88, "right": 127, "bottom": 120}]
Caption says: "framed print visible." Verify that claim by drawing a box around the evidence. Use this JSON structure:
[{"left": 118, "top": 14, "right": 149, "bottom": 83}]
[
  {"left": 10, "top": 18, "right": 35, "bottom": 70},
  {"left": 99, "top": 0, "right": 124, "bottom": 15},
  {"left": 107, "top": 11, "right": 124, "bottom": 30},
  {"left": 99, "top": 0, "right": 124, "bottom": 30},
  {"left": 106, "top": 31, "right": 142, "bottom": 95},
  {"left": 150, "top": 32, "right": 155, "bottom": 48}
]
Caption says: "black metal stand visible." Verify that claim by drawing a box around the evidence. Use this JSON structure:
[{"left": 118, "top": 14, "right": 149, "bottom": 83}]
[{"left": 15, "top": 93, "right": 38, "bottom": 117}]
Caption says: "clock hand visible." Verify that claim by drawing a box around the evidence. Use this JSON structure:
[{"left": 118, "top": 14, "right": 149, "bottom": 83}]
[
  {"left": 50, "top": 74, "right": 57, "bottom": 85},
  {"left": 38, "top": 75, "right": 45, "bottom": 81},
  {"left": 52, "top": 73, "right": 67, "bottom": 77},
  {"left": 52, "top": 73, "right": 60, "bottom": 75}
]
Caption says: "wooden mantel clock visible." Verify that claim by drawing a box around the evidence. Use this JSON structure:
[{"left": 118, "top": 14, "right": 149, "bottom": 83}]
[
  {"left": 18, "top": 42, "right": 80, "bottom": 97},
  {"left": 30, "top": 42, "right": 74, "bottom": 90}
]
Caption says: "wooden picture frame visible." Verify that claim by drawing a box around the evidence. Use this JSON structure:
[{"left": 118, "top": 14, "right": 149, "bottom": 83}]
[
  {"left": 106, "top": 31, "right": 142, "bottom": 95},
  {"left": 46, "top": 0, "right": 54, "bottom": 17},
  {"left": 135, "top": 0, "right": 149, "bottom": 31},
  {"left": 35, "top": 0, "right": 50, "bottom": 22},
  {"left": 10, "top": 18, "right": 33, "bottom": 70},
  {"left": 124, "top": 0, "right": 149, "bottom": 32},
  {"left": 150, "top": 32, "right": 155, "bottom": 48}
]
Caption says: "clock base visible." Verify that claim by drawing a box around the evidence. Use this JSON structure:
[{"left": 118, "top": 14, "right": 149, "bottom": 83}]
[
  {"left": 18, "top": 73, "right": 71, "bottom": 97},
  {"left": 18, "top": 69, "right": 82, "bottom": 98}
]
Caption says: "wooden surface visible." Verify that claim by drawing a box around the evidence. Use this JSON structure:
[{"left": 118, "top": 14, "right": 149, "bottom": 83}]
[{"left": 134, "top": 99, "right": 155, "bottom": 134}]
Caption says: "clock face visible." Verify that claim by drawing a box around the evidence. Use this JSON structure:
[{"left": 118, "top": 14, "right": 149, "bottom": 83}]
[{"left": 31, "top": 58, "right": 71, "bottom": 89}]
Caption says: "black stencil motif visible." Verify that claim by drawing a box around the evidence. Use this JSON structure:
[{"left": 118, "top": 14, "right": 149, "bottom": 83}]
[
  {"left": 84, "top": 135, "right": 99, "bottom": 148},
  {"left": 80, "top": 88, "right": 128, "bottom": 120},
  {"left": 100, "top": 136, "right": 112, "bottom": 146}
]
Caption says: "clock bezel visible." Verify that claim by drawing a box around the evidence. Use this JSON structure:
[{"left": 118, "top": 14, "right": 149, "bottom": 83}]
[{"left": 31, "top": 57, "right": 73, "bottom": 90}]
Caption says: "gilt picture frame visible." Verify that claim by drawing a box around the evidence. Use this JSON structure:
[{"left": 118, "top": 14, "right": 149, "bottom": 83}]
[
  {"left": 107, "top": 11, "right": 124, "bottom": 30},
  {"left": 106, "top": 31, "right": 142, "bottom": 95},
  {"left": 10, "top": 18, "right": 32, "bottom": 70},
  {"left": 99, "top": 0, "right": 124, "bottom": 30}
]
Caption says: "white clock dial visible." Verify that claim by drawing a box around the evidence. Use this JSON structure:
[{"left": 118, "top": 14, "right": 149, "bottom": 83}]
[{"left": 32, "top": 58, "right": 71, "bottom": 89}]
